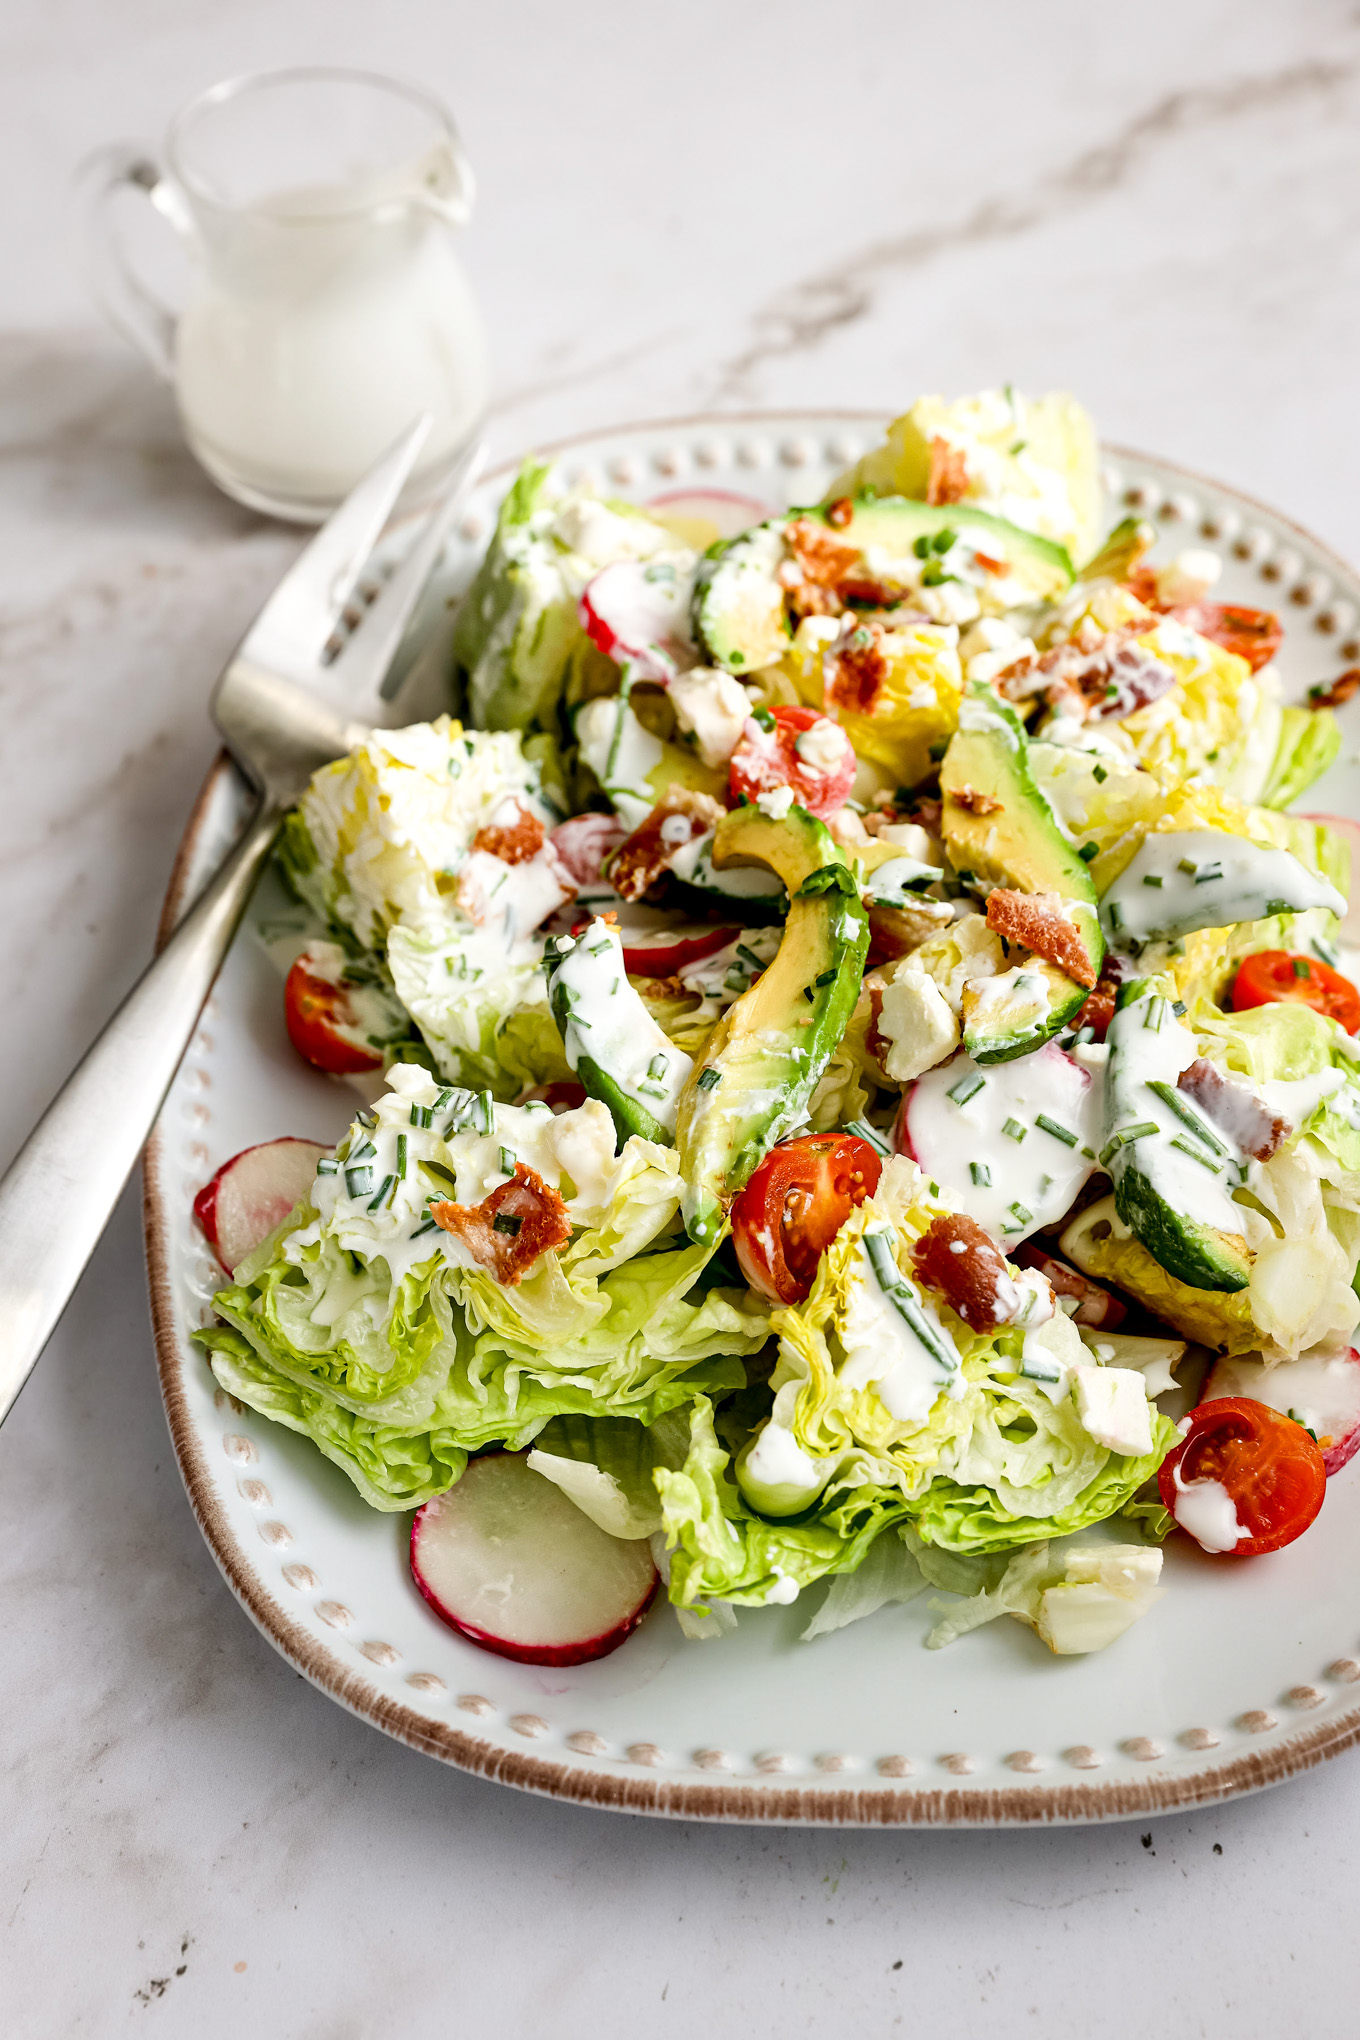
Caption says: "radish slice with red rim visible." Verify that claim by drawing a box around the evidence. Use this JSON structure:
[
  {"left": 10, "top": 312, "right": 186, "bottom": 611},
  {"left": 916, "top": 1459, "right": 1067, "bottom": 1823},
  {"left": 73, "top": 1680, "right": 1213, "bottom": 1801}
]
[
  {"left": 621, "top": 924, "right": 741, "bottom": 976},
  {"left": 410, "top": 1453, "right": 659, "bottom": 1665},
  {"left": 1201, "top": 1349, "right": 1360, "bottom": 1476},
  {"left": 194, "top": 1137, "right": 329, "bottom": 1275},
  {"left": 579, "top": 559, "right": 695, "bottom": 682}
]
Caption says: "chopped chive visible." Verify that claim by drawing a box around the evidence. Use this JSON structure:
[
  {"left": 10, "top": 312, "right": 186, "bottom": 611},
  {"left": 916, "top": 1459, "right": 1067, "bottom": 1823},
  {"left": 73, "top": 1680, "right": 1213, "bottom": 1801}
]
[
  {"left": 1078, "top": 842, "right": 1099, "bottom": 863},
  {"left": 409, "top": 1215, "right": 439, "bottom": 1239},
  {"left": 315, "top": 1157, "right": 339, "bottom": 1175},
  {"left": 863, "top": 1232, "right": 959, "bottom": 1375},
  {"left": 929, "top": 1181, "right": 939, "bottom": 1197},
  {"left": 345, "top": 1166, "right": 374, "bottom": 1198},
  {"left": 1293, "top": 957, "right": 1312, "bottom": 979},
  {"left": 1039, "top": 1174, "right": 1054, "bottom": 1193},
  {"left": 970, "top": 1161, "right": 991, "bottom": 1186},
  {"left": 366, "top": 1173, "right": 395, "bottom": 1211},
  {"left": 1264, "top": 897, "right": 1290, "bottom": 917},
  {"left": 814, "top": 967, "right": 838, "bottom": 988},
  {"left": 474, "top": 1092, "right": 494, "bottom": 1134},
  {"left": 395, "top": 1134, "right": 407, "bottom": 1179},
  {"left": 433, "top": 1087, "right": 454, "bottom": 1111},
  {"left": 648, "top": 1053, "right": 668, "bottom": 1079},
  {"left": 1010, "top": 1202, "right": 1032, "bottom": 1225},
  {"left": 1081, "top": 1145, "right": 1096, "bottom": 1160},
  {"left": 410, "top": 1104, "right": 434, "bottom": 1129},
  {"left": 1142, "top": 995, "right": 1169, "bottom": 1031},
  {"left": 1146, "top": 1079, "right": 1228, "bottom": 1154},
  {"left": 697, "top": 1067, "right": 722, "bottom": 1092},
  {"left": 1177, "top": 857, "right": 1198, "bottom": 876},
  {"left": 1002, "top": 1117, "right": 1027, "bottom": 1142},
  {"left": 1193, "top": 864, "right": 1223, "bottom": 885},
  {"left": 492, "top": 1211, "right": 524, "bottom": 1237},
  {"left": 1172, "top": 999, "right": 1187, "bottom": 1016},
  {"left": 587, "top": 939, "right": 610, "bottom": 956},
  {"left": 1143, "top": 874, "right": 1164, "bottom": 888},
  {"left": 844, "top": 1117, "right": 893, "bottom": 1157},
  {"left": 752, "top": 705, "right": 775, "bottom": 731},
  {"left": 500, "top": 1146, "right": 516, "bottom": 1176},
  {"left": 1073, "top": 1025, "right": 1095, "bottom": 1046},
  {"left": 356, "top": 1110, "right": 377, "bottom": 1130},
  {"left": 1107, "top": 900, "right": 1124, "bottom": 931},
  {"left": 1170, "top": 1137, "right": 1222, "bottom": 1172},
  {"left": 350, "top": 1139, "right": 376, "bottom": 1161},
  {"left": 947, "top": 1072, "right": 985, "bottom": 1106},
  {"left": 1092, "top": 764, "right": 1108, "bottom": 784},
  {"left": 1036, "top": 1114, "right": 1077, "bottom": 1147}
]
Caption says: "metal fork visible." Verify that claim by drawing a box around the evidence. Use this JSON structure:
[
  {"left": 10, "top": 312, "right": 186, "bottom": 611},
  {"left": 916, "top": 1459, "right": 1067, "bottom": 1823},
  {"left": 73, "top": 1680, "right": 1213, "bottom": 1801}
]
[{"left": 0, "top": 419, "right": 485, "bottom": 1430}]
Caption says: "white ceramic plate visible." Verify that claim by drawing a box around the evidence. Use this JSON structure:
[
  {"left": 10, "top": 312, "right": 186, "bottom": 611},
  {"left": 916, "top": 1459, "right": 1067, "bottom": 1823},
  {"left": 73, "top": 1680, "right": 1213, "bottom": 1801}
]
[{"left": 145, "top": 411, "right": 1360, "bottom": 1825}]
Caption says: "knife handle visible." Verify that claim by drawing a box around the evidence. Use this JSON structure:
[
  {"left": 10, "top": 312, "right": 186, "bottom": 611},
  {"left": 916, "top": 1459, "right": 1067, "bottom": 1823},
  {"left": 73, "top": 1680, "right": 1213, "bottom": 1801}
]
[{"left": 0, "top": 788, "right": 280, "bottom": 1430}]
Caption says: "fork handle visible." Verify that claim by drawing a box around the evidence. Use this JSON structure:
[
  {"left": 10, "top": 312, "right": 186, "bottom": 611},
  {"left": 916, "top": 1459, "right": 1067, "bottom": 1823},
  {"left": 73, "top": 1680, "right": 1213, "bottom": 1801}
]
[{"left": 0, "top": 789, "right": 281, "bottom": 1429}]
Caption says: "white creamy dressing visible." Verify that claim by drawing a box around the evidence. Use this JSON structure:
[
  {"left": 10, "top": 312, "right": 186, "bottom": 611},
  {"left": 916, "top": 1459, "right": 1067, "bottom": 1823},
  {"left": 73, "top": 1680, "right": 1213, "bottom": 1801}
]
[
  {"left": 1171, "top": 1465, "right": 1248, "bottom": 1552},
  {"left": 1100, "top": 829, "right": 1345, "bottom": 950},
  {"left": 865, "top": 854, "right": 944, "bottom": 906},
  {"left": 294, "top": 1064, "right": 627, "bottom": 1290},
  {"left": 1259, "top": 1068, "right": 1359, "bottom": 1131},
  {"left": 456, "top": 843, "right": 571, "bottom": 953},
  {"left": 736, "top": 1420, "right": 834, "bottom": 1516},
  {"left": 573, "top": 695, "right": 664, "bottom": 827},
  {"left": 676, "top": 925, "right": 781, "bottom": 1015},
  {"left": 549, "top": 918, "right": 692, "bottom": 1131},
  {"left": 703, "top": 522, "right": 790, "bottom": 671},
  {"left": 901, "top": 1043, "right": 1099, "bottom": 1243},
  {"left": 669, "top": 832, "right": 785, "bottom": 898},
  {"left": 838, "top": 1228, "right": 965, "bottom": 1426},
  {"left": 1104, "top": 991, "right": 1248, "bottom": 1236}
]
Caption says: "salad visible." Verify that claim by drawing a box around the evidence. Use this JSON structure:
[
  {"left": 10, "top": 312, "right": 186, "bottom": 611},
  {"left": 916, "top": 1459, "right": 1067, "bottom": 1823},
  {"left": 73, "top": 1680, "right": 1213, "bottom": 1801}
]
[{"left": 193, "top": 386, "right": 1360, "bottom": 1668}]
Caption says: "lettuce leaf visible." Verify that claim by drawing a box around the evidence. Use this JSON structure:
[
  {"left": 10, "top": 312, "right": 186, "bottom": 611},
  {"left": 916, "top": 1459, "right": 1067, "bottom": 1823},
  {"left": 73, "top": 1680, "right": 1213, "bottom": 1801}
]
[{"left": 1261, "top": 705, "right": 1341, "bottom": 810}]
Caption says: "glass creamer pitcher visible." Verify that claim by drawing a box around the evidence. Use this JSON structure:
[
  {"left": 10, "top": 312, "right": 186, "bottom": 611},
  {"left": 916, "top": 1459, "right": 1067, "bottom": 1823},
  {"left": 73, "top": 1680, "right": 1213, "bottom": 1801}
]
[{"left": 79, "top": 67, "right": 488, "bottom": 521}]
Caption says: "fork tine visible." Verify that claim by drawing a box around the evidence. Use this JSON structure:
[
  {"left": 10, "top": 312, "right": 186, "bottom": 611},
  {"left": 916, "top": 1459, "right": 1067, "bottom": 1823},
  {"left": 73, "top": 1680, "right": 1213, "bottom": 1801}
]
[
  {"left": 236, "top": 415, "right": 434, "bottom": 680},
  {"left": 328, "top": 437, "right": 488, "bottom": 710}
]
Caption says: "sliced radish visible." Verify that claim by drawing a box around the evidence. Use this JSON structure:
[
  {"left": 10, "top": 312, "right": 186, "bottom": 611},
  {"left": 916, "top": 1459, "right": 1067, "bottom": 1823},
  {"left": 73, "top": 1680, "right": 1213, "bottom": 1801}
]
[
  {"left": 620, "top": 923, "right": 741, "bottom": 976},
  {"left": 194, "top": 1137, "right": 329, "bottom": 1275},
  {"left": 549, "top": 812, "right": 627, "bottom": 889},
  {"left": 646, "top": 488, "right": 772, "bottom": 541},
  {"left": 1201, "top": 1349, "right": 1360, "bottom": 1476},
  {"left": 410, "top": 1452, "right": 658, "bottom": 1665},
  {"left": 580, "top": 558, "right": 696, "bottom": 682},
  {"left": 1013, "top": 1245, "right": 1127, "bottom": 1329},
  {"left": 896, "top": 1045, "right": 1099, "bottom": 1247}
]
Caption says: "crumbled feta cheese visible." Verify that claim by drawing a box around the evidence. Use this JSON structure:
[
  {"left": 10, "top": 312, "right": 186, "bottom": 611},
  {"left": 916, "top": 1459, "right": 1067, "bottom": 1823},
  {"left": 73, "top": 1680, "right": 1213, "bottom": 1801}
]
[
  {"left": 1073, "top": 1364, "right": 1154, "bottom": 1457},
  {"left": 794, "top": 718, "right": 851, "bottom": 775},
  {"left": 875, "top": 968, "right": 960, "bottom": 1082},
  {"left": 917, "top": 578, "right": 981, "bottom": 626},
  {"left": 551, "top": 497, "right": 670, "bottom": 567},
  {"left": 1034, "top": 1544, "right": 1164, "bottom": 1654},
  {"left": 669, "top": 667, "right": 752, "bottom": 769},
  {"left": 756, "top": 784, "right": 796, "bottom": 820}
]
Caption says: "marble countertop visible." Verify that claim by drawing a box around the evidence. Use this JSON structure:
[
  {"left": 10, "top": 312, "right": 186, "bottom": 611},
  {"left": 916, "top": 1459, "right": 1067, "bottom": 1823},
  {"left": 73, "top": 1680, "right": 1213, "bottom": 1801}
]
[{"left": 4, "top": 2, "right": 1360, "bottom": 2033}]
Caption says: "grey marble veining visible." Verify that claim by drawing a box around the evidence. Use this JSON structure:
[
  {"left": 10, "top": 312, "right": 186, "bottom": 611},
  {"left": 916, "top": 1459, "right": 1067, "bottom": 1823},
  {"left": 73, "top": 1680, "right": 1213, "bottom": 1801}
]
[{"left": 3, "top": 3, "right": 1360, "bottom": 2035}]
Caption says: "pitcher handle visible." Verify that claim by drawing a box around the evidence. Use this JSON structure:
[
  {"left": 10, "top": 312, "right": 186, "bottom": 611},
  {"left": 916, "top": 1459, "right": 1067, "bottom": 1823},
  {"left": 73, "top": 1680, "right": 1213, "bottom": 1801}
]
[{"left": 73, "top": 144, "right": 188, "bottom": 382}]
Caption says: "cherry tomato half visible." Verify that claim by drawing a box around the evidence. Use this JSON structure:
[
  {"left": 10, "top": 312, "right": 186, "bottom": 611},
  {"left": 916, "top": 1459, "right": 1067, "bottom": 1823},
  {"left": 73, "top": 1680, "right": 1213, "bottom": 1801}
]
[
  {"left": 1158, "top": 1396, "right": 1326, "bottom": 1557},
  {"left": 1173, "top": 601, "right": 1283, "bottom": 675},
  {"left": 731, "top": 1134, "right": 882, "bottom": 1304},
  {"left": 1230, "top": 949, "right": 1360, "bottom": 1033},
  {"left": 284, "top": 955, "right": 383, "bottom": 1075},
  {"left": 728, "top": 705, "right": 857, "bottom": 820}
]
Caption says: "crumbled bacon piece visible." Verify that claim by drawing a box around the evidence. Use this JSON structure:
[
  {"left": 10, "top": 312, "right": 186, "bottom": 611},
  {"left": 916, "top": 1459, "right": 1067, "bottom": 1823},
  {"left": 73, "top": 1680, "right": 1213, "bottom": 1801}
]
[
  {"left": 1013, "top": 1246, "right": 1126, "bottom": 1329},
  {"left": 985, "top": 888, "right": 1098, "bottom": 989},
  {"left": 549, "top": 812, "right": 627, "bottom": 887},
  {"left": 1126, "top": 573, "right": 1284, "bottom": 674},
  {"left": 431, "top": 1162, "right": 571, "bottom": 1285},
  {"left": 913, "top": 1213, "right": 1014, "bottom": 1332},
  {"left": 826, "top": 497, "right": 854, "bottom": 530},
  {"left": 608, "top": 788, "right": 726, "bottom": 902},
  {"left": 785, "top": 517, "right": 863, "bottom": 589},
  {"left": 1073, "top": 970, "right": 1123, "bottom": 1041},
  {"left": 926, "top": 436, "right": 970, "bottom": 506},
  {"left": 1177, "top": 1059, "right": 1290, "bottom": 1162},
  {"left": 949, "top": 784, "right": 1003, "bottom": 816},
  {"left": 472, "top": 800, "right": 546, "bottom": 866},
  {"left": 827, "top": 620, "right": 889, "bottom": 714},
  {"left": 866, "top": 899, "right": 951, "bottom": 966},
  {"left": 1039, "top": 629, "right": 1175, "bottom": 723},
  {"left": 1310, "top": 668, "right": 1360, "bottom": 711}
]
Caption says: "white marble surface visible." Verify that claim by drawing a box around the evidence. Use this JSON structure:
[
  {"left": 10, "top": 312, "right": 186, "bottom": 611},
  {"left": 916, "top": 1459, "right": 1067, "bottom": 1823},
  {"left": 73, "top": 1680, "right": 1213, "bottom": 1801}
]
[{"left": 4, "top": 2, "right": 1360, "bottom": 2032}]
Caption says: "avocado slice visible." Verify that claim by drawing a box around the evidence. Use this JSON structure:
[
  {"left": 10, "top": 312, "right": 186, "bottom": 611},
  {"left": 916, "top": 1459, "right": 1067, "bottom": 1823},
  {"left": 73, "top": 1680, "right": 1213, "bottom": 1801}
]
[
  {"left": 1102, "top": 976, "right": 1251, "bottom": 1293},
  {"left": 546, "top": 917, "right": 693, "bottom": 1148},
  {"left": 797, "top": 497, "right": 1074, "bottom": 604},
  {"left": 691, "top": 520, "right": 791, "bottom": 675},
  {"left": 674, "top": 804, "right": 870, "bottom": 1243},
  {"left": 940, "top": 682, "right": 1104, "bottom": 1059}
]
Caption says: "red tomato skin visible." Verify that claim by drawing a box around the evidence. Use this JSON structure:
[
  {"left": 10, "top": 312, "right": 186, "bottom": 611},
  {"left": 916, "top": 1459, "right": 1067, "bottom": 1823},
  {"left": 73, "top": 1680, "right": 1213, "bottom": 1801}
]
[
  {"left": 284, "top": 959, "right": 383, "bottom": 1075},
  {"left": 620, "top": 925, "right": 741, "bottom": 976},
  {"left": 1230, "top": 950, "right": 1360, "bottom": 1032},
  {"left": 731, "top": 1134, "right": 883, "bottom": 1304},
  {"left": 1157, "top": 1396, "right": 1326, "bottom": 1557},
  {"left": 728, "top": 705, "right": 857, "bottom": 820}
]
